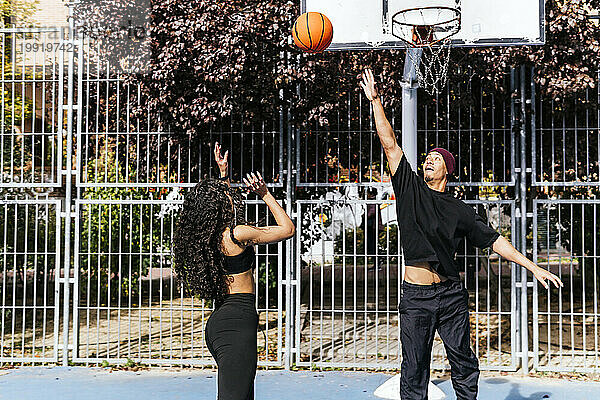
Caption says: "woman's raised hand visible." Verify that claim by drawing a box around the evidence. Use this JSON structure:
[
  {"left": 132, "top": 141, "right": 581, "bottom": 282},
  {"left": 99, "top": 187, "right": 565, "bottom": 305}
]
[
  {"left": 243, "top": 172, "right": 269, "bottom": 198},
  {"left": 214, "top": 142, "right": 229, "bottom": 177}
]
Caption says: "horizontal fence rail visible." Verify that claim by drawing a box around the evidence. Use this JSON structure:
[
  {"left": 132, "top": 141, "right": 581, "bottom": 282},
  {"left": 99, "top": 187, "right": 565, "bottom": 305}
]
[{"left": 77, "top": 128, "right": 284, "bottom": 188}]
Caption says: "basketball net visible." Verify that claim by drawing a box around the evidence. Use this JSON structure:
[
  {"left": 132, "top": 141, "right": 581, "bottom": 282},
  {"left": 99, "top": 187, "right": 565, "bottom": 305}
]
[
  {"left": 391, "top": 3, "right": 461, "bottom": 95},
  {"left": 408, "top": 25, "right": 452, "bottom": 96}
]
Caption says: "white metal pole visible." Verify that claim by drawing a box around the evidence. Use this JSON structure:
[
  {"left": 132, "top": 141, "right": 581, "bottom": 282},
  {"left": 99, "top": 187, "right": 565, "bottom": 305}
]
[{"left": 401, "top": 49, "right": 422, "bottom": 170}]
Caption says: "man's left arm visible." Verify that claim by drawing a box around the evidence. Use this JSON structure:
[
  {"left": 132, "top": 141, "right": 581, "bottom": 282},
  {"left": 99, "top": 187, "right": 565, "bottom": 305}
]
[
  {"left": 491, "top": 236, "right": 563, "bottom": 290},
  {"left": 466, "top": 211, "right": 563, "bottom": 290}
]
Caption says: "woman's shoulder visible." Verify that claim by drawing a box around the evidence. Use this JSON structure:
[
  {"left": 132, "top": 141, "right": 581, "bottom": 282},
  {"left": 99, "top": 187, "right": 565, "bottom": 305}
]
[
  {"left": 231, "top": 225, "right": 257, "bottom": 241},
  {"left": 222, "top": 226, "right": 250, "bottom": 255}
]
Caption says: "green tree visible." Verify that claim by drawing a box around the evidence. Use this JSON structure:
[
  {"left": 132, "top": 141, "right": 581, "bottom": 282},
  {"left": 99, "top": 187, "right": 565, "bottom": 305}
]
[{"left": 1, "top": 0, "right": 38, "bottom": 28}]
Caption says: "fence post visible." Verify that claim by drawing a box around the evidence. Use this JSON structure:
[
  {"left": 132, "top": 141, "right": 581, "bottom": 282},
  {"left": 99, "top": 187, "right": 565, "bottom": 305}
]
[
  {"left": 511, "top": 65, "right": 533, "bottom": 373},
  {"left": 283, "top": 104, "right": 289, "bottom": 370},
  {"left": 511, "top": 66, "right": 529, "bottom": 373},
  {"left": 530, "top": 66, "right": 539, "bottom": 372},
  {"left": 510, "top": 67, "right": 521, "bottom": 371},
  {"left": 60, "top": 7, "right": 77, "bottom": 366},
  {"left": 283, "top": 84, "right": 296, "bottom": 369}
]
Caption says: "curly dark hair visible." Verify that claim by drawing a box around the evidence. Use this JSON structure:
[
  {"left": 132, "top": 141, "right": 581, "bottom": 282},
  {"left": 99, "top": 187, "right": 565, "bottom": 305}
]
[{"left": 173, "top": 179, "right": 247, "bottom": 304}]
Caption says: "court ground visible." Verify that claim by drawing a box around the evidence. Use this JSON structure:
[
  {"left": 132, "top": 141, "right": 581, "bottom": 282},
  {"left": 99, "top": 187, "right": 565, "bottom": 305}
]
[{"left": 1, "top": 367, "right": 599, "bottom": 400}]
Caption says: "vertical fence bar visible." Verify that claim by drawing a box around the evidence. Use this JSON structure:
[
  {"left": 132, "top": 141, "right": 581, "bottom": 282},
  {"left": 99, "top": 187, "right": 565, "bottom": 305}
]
[
  {"left": 62, "top": 9, "right": 78, "bottom": 365},
  {"left": 510, "top": 68, "right": 522, "bottom": 367},
  {"left": 56, "top": 25, "right": 67, "bottom": 365},
  {"left": 531, "top": 68, "right": 540, "bottom": 371},
  {"left": 284, "top": 104, "right": 293, "bottom": 369},
  {"left": 519, "top": 66, "right": 529, "bottom": 373},
  {"left": 72, "top": 21, "right": 84, "bottom": 362}
]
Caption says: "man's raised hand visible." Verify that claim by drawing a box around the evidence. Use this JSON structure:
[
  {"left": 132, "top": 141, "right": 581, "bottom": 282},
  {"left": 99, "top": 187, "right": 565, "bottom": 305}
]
[{"left": 360, "top": 69, "right": 379, "bottom": 102}]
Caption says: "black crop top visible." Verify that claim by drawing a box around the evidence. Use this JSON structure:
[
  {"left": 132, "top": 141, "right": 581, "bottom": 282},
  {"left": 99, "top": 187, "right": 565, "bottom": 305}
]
[
  {"left": 391, "top": 155, "right": 500, "bottom": 281},
  {"left": 223, "top": 227, "right": 255, "bottom": 274}
]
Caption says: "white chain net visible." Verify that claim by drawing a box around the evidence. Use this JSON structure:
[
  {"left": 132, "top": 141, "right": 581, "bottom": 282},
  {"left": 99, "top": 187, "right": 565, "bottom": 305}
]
[
  {"left": 391, "top": 4, "right": 461, "bottom": 95},
  {"left": 408, "top": 28, "right": 452, "bottom": 96}
]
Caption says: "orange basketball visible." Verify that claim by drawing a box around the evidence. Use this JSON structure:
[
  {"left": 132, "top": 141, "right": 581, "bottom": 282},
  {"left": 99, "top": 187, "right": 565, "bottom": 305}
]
[{"left": 292, "top": 12, "right": 333, "bottom": 53}]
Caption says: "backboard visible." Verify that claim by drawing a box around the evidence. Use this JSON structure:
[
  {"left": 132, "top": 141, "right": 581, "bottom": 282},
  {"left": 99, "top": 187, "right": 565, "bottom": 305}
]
[{"left": 300, "top": 0, "right": 545, "bottom": 50}]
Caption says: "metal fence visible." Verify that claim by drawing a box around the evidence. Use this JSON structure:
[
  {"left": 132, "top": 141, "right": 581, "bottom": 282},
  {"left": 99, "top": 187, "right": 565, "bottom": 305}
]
[
  {"left": 72, "top": 199, "right": 284, "bottom": 367},
  {"left": 295, "top": 70, "right": 515, "bottom": 188},
  {"left": 0, "top": 22, "right": 599, "bottom": 375},
  {"left": 293, "top": 69, "right": 522, "bottom": 371},
  {"left": 0, "top": 26, "right": 65, "bottom": 364},
  {"left": 295, "top": 199, "right": 517, "bottom": 371},
  {"left": 533, "top": 200, "right": 600, "bottom": 373},
  {"left": 533, "top": 71, "right": 600, "bottom": 186},
  {"left": 0, "top": 199, "right": 61, "bottom": 363}
]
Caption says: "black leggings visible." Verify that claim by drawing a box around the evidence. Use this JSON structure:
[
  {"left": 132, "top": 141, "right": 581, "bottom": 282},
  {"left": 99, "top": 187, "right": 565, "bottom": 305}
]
[{"left": 205, "top": 293, "right": 259, "bottom": 400}]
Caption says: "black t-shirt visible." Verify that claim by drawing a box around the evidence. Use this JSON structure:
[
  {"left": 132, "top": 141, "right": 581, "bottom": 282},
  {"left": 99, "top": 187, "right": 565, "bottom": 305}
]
[{"left": 391, "top": 154, "right": 500, "bottom": 280}]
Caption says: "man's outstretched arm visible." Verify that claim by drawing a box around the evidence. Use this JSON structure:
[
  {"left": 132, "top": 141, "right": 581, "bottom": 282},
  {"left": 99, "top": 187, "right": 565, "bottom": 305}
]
[
  {"left": 361, "top": 69, "right": 403, "bottom": 175},
  {"left": 492, "top": 236, "right": 563, "bottom": 290}
]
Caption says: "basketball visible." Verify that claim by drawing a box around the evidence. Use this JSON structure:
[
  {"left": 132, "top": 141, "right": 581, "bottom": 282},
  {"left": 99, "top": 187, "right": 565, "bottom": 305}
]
[{"left": 292, "top": 12, "right": 333, "bottom": 53}]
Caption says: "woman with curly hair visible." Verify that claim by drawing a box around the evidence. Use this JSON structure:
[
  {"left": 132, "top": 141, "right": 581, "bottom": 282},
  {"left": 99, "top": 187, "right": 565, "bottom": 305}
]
[{"left": 173, "top": 142, "right": 295, "bottom": 400}]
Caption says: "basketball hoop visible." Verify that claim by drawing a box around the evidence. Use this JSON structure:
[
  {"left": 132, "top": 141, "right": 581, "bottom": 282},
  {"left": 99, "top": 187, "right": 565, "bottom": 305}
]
[{"left": 391, "top": 2, "right": 461, "bottom": 95}]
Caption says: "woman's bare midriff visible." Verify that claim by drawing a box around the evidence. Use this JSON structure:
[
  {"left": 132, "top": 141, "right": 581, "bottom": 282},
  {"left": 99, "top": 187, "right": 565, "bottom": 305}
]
[
  {"left": 222, "top": 228, "right": 255, "bottom": 294},
  {"left": 226, "top": 270, "right": 255, "bottom": 294},
  {"left": 404, "top": 262, "right": 448, "bottom": 285}
]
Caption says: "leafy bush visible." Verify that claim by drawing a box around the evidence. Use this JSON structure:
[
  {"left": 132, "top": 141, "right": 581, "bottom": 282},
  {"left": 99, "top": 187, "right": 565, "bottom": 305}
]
[{"left": 78, "top": 138, "right": 177, "bottom": 301}]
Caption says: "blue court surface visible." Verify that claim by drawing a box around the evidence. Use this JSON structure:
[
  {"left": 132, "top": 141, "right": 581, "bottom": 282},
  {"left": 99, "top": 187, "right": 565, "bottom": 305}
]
[{"left": 0, "top": 367, "right": 599, "bottom": 400}]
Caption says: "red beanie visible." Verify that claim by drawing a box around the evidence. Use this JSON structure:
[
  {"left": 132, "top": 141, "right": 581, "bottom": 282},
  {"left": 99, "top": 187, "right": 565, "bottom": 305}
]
[{"left": 428, "top": 148, "right": 455, "bottom": 175}]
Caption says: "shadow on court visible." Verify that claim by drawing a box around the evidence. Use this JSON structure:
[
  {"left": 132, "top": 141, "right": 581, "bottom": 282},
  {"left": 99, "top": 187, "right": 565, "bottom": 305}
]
[
  {"left": 0, "top": 367, "right": 598, "bottom": 400},
  {"left": 436, "top": 376, "right": 598, "bottom": 400}
]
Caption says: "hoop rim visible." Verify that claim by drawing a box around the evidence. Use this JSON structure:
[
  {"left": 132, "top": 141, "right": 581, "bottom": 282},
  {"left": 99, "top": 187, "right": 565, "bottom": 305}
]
[{"left": 391, "top": 6, "right": 461, "bottom": 48}]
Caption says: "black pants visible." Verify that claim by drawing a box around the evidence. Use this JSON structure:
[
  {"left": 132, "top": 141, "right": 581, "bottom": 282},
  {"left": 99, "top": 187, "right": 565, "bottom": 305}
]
[
  {"left": 399, "top": 280, "right": 479, "bottom": 400},
  {"left": 205, "top": 293, "right": 259, "bottom": 400}
]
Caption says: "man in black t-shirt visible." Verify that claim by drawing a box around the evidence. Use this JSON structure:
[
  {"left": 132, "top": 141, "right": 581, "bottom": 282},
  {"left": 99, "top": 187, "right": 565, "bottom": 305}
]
[{"left": 360, "top": 69, "right": 563, "bottom": 400}]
